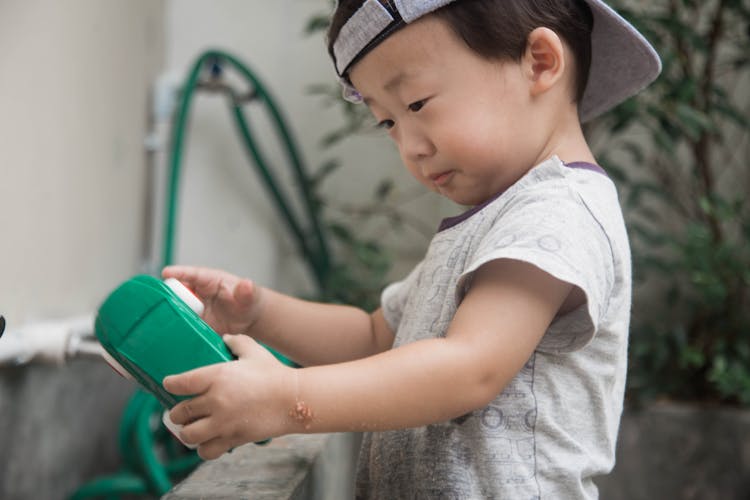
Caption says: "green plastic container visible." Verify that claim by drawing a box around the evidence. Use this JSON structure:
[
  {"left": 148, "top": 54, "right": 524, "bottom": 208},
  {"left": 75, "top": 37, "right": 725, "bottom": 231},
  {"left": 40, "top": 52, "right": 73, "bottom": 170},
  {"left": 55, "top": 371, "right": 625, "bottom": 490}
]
[{"left": 95, "top": 275, "right": 233, "bottom": 409}]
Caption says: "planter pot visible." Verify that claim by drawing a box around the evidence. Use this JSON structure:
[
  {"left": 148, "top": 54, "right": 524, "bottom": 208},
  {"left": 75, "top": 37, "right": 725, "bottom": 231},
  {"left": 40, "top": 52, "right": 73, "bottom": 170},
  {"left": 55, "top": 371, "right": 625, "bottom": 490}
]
[{"left": 596, "top": 402, "right": 750, "bottom": 499}]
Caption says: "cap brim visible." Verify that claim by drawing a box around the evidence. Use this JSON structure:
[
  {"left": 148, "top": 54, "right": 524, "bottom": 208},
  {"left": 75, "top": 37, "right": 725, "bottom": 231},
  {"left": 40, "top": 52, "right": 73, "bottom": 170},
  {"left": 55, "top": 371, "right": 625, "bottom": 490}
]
[{"left": 580, "top": 0, "right": 662, "bottom": 122}]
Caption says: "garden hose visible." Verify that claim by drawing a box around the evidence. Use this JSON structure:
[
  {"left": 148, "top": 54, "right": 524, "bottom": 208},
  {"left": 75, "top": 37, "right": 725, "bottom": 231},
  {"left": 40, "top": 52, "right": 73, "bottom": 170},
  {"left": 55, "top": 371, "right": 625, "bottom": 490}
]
[
  {"left": 69, "top": 390, "right": 198, "bottom": 500},
  {"left": 163, "top": 49, "right": 331, "bottom": 285},
  {"left": 71, "top": 49, "right": 331, "bottom": 499}
]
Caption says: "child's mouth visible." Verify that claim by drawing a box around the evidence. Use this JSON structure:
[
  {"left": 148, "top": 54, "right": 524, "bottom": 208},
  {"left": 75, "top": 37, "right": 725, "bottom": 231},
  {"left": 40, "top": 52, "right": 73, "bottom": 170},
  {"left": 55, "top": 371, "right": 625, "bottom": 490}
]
[{"left": 431, "top": 170, "right": 454, "bottom": 186}]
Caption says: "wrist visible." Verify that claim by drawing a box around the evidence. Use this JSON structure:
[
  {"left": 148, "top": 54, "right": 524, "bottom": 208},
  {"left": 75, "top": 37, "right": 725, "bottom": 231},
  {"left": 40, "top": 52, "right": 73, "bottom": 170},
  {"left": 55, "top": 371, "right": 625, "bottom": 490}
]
[{"left": 282, "top": 368, "right": 315, "bottom": 434}]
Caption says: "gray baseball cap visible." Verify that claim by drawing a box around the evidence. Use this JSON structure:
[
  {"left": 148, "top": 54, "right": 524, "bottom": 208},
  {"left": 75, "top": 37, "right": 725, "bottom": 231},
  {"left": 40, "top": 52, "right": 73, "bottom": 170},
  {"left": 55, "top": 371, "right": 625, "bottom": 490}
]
[{"left": 331, "top": 0, "right": 662, "bottom": 122}]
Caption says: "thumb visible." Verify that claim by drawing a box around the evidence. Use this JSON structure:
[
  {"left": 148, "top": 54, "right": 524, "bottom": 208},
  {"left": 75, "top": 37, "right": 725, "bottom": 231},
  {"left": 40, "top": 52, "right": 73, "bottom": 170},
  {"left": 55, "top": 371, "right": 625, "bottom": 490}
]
[
  {"left": 232, "top": 279, "right": 256, "bottom": 309},
  {"left": 223, "top": 334, "right": 260, "bottom": 359},
  {"left": 163, "top": 364, "right": 219, "bottom": 396}
]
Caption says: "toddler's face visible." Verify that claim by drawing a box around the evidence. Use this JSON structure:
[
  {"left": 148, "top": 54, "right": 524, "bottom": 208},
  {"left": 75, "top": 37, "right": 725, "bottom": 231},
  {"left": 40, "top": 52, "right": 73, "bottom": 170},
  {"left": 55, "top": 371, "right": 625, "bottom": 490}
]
[{"left": 349, "top": 15, "right": 550, "bottom": 206}]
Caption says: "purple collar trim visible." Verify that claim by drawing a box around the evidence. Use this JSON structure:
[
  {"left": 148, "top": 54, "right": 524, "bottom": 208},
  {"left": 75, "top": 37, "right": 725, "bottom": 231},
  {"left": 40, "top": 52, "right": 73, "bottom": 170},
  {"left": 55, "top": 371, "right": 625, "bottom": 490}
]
[
  {"left": 564, "top": 161, "right": 607, "bottom": 175},
  {"left": 437, "top": 160, "right": 607, "bottom": 233},
  {"left": 437, "top": 191, "right": 502, "bottom": 233}
]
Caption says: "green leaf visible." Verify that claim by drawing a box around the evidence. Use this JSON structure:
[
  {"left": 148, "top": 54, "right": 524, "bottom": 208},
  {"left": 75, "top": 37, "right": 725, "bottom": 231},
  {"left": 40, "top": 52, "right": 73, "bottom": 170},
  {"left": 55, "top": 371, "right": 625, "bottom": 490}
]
[
  {"left": 328, "top": 222, "right": 353, "bottom": 242},
  {"left": 622, "top": 141, "right": 646, "bottom": 164},
  {"left": 374, "top": 179, "right": 394, "bottom": 201},
  {"left": 309, "top": 159, "right": 341, "bottom": 187},
  {"left": 627, "top": 181, "right": 668, "bottom": 207},
  {"left": 304, "top": 15, "right": 330, "bottom": 35},
  {"left": 676, "top": 104, "right": 714, "bottom": 139},
  {"left": 714, "top": 101, "right": 750, "bottom": 129}
]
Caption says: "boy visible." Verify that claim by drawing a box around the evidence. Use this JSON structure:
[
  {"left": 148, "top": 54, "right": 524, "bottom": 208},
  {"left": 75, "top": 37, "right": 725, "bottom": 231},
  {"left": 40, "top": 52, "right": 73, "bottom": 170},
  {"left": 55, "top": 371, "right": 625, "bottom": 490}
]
[{"left": 162, "top": 0, "right": 661, "bottom": 497}]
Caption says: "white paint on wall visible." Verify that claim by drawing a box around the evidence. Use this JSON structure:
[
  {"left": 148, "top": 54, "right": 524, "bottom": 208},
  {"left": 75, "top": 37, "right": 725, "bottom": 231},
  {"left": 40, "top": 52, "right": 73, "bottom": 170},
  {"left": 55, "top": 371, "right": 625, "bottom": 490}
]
[{"left": 0, "top": 0, "right": 164, "bottom": 322}]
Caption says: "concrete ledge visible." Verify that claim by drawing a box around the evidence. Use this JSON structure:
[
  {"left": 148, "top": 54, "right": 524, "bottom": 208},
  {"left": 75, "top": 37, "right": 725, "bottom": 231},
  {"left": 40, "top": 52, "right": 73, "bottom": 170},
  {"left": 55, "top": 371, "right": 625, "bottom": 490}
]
[
  {"left": 164, "top": 405, "right": 750, "bottom": 499},
  {"left": 162, "top": 433, "right": 360, "bottom": 500}
]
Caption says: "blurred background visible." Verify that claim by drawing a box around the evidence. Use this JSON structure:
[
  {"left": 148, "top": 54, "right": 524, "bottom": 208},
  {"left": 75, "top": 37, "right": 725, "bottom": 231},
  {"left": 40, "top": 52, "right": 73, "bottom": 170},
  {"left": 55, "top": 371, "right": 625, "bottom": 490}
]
[{"left": 0, "top": 0, "right": 747, "bottom": 499}]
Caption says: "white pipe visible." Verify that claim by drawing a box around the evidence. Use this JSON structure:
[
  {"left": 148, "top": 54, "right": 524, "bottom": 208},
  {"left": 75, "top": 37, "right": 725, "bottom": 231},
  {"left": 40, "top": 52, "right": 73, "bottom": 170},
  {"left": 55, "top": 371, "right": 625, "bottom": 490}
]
[
  {"left": 142, "top": 72, "right": 182, "bottom": 276},
  {"left": 67, "top": 336, "right": 105, "bottom": 359},
  {"left": 0, "top": 314, "right": 95, "bottom": 366}
]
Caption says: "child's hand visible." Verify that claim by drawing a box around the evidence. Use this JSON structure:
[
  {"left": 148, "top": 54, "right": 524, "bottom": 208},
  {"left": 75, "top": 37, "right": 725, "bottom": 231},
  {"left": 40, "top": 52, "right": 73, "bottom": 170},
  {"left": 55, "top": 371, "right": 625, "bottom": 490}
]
[
  {"left": 162, "top": 266, "right": 264, "bottom": 337},
  {"left": 163, "top": 334, "right": 297, "bottom": 460}
]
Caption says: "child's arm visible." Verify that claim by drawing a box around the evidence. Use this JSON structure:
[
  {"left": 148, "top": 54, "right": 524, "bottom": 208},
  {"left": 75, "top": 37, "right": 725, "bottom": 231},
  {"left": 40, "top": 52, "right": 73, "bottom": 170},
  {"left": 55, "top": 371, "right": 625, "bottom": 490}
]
[
  {"left": 163, "top": 259, "right": 577, "bottom": 460},
  {"left": 162, "top": 265, "right": 394, "bottom": 366},
  {"left": 247, "top": 288, "right": 395, "bottom": 366}
]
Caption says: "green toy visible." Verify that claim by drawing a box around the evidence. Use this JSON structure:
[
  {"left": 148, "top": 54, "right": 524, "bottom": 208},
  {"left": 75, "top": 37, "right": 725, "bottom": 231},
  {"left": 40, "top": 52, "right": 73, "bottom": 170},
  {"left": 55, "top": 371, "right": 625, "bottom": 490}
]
[
  {"left": 95, "top": 275, "right": 233, "bottom": 409},
  {"left": 96, "top": 274, "right": 278, "bottom": 447},
  {"left": 95, "top": 274, "right": 237, "bottom": 447}
]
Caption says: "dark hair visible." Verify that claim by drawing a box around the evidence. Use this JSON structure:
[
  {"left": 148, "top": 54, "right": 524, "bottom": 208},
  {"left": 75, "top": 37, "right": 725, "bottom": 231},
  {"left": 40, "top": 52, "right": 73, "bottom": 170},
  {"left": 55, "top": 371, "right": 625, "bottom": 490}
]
[{"left": 327, "top": 0, "right": 594, "bottom": 102}]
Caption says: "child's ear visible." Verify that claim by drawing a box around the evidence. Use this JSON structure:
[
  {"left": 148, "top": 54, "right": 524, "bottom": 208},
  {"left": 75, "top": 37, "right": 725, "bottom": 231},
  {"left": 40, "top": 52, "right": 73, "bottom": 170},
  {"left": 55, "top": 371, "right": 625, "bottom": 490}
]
[{"left": 522, "top": 27, "right": 567, "bottom": 97}]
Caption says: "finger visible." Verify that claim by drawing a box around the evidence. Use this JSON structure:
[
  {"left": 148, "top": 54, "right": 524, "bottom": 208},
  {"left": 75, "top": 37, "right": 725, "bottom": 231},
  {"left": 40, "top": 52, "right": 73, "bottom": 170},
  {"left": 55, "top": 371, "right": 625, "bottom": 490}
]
[
  {"left": 163, "top": 364, "right": 221, "bottom": 396},
  {"left": 223, "top": 334, "right": 260, "bottom": 358},
  {"left": 162, "top": 266, "right": 221, "bottom": 297},
  {"left": 161, "top": 265, "right": 198, "bottom": 282},
  {"left": 197, "top": 436, "right": 235, "bottom": 461},
  {"left": 169, "top": 396, "right": 211, "bottom": 425},
  {"left": 232, "top": 278, "right": 256, "bottom": 308},
  {"left": 179, "top": 415, "right": 221, "bottom": 447}
]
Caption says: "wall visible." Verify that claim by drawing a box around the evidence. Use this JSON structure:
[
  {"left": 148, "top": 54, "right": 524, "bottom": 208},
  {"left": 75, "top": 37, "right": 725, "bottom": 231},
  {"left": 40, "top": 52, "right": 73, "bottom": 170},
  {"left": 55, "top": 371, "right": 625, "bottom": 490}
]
[
  {"left": 0, "top": 1, "right": 164, "bottom": 498},
  {"left": 597, "top": 405, "right": 750, "bottom": 499}
]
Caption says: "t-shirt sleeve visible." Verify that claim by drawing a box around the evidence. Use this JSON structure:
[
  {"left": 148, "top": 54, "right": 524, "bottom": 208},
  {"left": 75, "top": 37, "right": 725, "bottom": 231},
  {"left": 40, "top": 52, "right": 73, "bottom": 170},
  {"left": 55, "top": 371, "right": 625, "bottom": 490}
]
[
  {"left": 456, "top": 189, "right": 616, "bottom": 353},
  {"left": 380, "top": 261, "right": 424, "bottom": 333}
]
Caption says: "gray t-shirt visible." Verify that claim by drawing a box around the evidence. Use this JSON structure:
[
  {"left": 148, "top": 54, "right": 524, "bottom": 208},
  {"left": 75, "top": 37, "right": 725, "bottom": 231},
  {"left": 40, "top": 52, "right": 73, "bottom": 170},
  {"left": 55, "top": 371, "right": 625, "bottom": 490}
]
[{"left": 356, "top": 156, "right": 631, "bottom": 499}]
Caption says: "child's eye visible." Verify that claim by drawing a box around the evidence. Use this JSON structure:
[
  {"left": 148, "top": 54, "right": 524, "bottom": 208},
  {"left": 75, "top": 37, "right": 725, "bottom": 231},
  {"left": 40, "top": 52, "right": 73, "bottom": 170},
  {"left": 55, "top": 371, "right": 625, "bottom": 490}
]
[
  {"left": 377, "top": 119, "right": 395, "bottom": 130},
  {"left": 408, "top": 99, "right": 426, "bottom": 112}
]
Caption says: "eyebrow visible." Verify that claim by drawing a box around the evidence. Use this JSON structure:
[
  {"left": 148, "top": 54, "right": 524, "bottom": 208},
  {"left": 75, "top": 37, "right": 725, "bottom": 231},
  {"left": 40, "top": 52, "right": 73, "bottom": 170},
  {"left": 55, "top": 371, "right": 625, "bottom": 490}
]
[
  {"left": 360, "top": 70, "right": 414, "bottom": 106},
  {"left": 384, "top": 71, "right": 409, "bottom": 92}
]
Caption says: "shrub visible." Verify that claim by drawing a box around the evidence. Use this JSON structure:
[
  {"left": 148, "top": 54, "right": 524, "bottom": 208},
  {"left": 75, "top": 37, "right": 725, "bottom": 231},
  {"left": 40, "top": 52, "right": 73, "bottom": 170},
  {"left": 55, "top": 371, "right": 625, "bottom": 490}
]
[{"left": 589, "top": 0, "right": 750, "bottom": 405}]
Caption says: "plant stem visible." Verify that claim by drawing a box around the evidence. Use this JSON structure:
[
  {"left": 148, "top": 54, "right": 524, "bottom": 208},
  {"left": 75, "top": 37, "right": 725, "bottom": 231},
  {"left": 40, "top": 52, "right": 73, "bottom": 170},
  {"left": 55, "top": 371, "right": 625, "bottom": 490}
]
[
  {"left": 694, "top": 0, "right": 727, "bottom": 242},
  {"left": 668, "top": 0, "right": 694, "bottom": 80}
]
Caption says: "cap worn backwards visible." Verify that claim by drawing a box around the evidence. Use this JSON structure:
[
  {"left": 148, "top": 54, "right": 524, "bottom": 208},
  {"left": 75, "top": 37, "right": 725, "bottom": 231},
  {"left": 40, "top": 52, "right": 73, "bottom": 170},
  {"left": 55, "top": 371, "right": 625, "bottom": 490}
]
[{"left": 330, "top": 0, "right": 662, "bottom": 122}]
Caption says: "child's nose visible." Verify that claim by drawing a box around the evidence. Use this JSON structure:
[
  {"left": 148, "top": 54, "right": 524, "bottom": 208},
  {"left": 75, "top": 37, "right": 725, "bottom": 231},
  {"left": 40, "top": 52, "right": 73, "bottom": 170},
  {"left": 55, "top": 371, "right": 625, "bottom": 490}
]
[{"left": 398, "top": 126, "right": 435, "bottom": 162}]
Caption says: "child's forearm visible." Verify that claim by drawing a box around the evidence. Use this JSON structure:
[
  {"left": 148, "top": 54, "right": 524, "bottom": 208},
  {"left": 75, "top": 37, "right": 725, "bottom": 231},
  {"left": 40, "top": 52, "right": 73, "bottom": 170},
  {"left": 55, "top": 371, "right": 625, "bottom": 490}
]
[
  {"left": 248, "top": 288, "right": 393, "bottom": 366},
  {"left": 284, "top": 336, "right": 497, "bottom": 434}
]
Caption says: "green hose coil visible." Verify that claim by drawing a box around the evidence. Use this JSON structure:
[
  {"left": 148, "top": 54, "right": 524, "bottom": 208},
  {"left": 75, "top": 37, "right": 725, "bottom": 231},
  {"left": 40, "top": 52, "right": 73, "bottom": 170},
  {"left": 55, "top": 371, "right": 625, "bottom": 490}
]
[{"left": 163, "top": 49, "right": 331, "bottom": 285}]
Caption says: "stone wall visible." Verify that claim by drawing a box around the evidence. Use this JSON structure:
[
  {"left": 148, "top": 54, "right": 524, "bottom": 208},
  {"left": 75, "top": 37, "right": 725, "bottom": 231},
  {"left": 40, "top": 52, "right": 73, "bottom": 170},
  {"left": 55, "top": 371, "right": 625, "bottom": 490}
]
[
  {"left": 598, "top": 403, "right": 750, "bottom": 499},
  {"left": 0, "top": 361, "right": 135, "bottom": 499}
]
